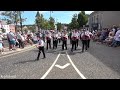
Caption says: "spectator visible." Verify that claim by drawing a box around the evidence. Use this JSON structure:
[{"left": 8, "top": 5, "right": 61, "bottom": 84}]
[
  {"left": 105, "top": 29, "right": 114, "bottom": 46},
  {"left": 7, "top": 31, "right": 16, "bottom": 50},
  {"left": 0, "top": 34, "right": 4, "bottom": 54},
  {"left": 110, "top": 28, "right": 120, "bottom": 47}
]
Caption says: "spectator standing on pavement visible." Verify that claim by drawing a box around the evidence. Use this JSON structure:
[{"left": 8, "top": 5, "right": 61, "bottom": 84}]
[
  {"left": 36, "top": 36, "right": 46, "bottom": 60},
  {"left": 7, "top": 31, "right": 16, "bottom": 50}
]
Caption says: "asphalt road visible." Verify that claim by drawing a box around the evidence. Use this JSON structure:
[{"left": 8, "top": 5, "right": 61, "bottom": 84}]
[{"left": 0, "top": 39, "right": 120, "bottom": 79}]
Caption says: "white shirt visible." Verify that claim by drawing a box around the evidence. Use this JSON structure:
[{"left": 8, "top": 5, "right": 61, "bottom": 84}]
[
  {"left": 63, "top": 34, "right": 68, "bottom": 39},
  {"left": 114, "top": 30, "right": 120, "bottom": 41},
  {"left": 37, "top": 39, "right": 44, "bottom": 47},
  {"left": 58, "top": 32, "right": 61, "bottom": 38},
  {"left": 72, "top": 32, "right": 79, "bottom": 39},
  {"left": 46, "top": 33, "right": 52, "bottom": 39},
  {"left": 8, "top": 32, "right": 15, "bottom": 41}
]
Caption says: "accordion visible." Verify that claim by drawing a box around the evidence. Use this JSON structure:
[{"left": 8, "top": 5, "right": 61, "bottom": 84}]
[
  {"left": 72, "top": 36, "right": 77, "bottom": 40},
  {"left": 62, "top": 36, "right": 67, "bottom": 41},
  {"left": 53, "top": 37, "right": 57, "bottom": 41}
]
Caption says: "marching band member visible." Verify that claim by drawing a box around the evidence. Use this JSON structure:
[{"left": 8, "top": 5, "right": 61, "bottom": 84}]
[
  {"left": 46, "top": 31, "right": 52, "bottom": 50},
  {"left": 80, "top": 29, "right": 89, "bottom": 52},
  {"left": 36, "top": 36, "right": 46, "bottom": 60},
  {"left": 61, "top": 31, "right": 68, "bottom": 50},
  {"left": 71, "top": 30, "right": 77, "bottom": 52},
  {"left": 52, "top": 31, "right": 58, "bottom": 49},
  {"left": 58, "top": 31, "right": 61, "bottom": 44}
]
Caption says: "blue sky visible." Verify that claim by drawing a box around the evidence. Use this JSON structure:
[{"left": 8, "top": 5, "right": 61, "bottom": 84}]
[{"left": 0, "top": 11, "right": 93, "bottom": 25}]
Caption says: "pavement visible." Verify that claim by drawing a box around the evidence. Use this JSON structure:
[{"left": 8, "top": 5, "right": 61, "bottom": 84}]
[{"left": 0, "top": 44, "right": 36, "bottom": 57}]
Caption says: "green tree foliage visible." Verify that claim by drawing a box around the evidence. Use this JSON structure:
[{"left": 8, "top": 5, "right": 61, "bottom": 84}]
[
  {"left": 77, "top": 11, "right": 88, "bottom": 28},
  {"left": 56, "top": 22, "right": 62, "bottom": 31},
  {"left": 68, "top": 14, "right": 79, "bottom": 29},
  {"left": 1, "top": 11, "right": 26, "bottom": 33},
  {"left": 35, "top": 11, "right": 45, "bottom": 30},
  {"left": 49, "top": 17, "right": 55, "bottom": 30}
]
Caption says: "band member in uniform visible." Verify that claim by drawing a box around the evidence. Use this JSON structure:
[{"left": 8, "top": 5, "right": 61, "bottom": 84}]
[
  {"left": 46, "top": 31, "right": 51, "bottom": 50},
  {"left": 71, "top": 30, "right": 77, "bottom": 52},
  {"left": 75, "top": 30, "right": 80, "bottom": 48},
  {"left": 86, "top": 29, "right": 93, "bottom": 48},
  {"left": 69, "top": 30, "right": 72, "bottom": 44},
  {"left": 36, "top": 36, "right": 46, "bottom": 60},
  {"left": 61, "top": 31, "right": 68, "bottom": 50},
  {"left": 52, "top": 31, "right": 58, "bottom": 49},
  {"left": 80, "top": 29, "right": 89, "bottom": 52},
  {"left": 58, "top": 31, "right": 61, "bottom": 44}
]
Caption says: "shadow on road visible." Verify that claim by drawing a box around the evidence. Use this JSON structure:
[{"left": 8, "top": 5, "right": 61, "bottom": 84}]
[{"left": 13, "top": 59, "right": 37, "bottom": 65}]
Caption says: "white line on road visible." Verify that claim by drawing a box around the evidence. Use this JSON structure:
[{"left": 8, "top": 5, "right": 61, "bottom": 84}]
[
  {"left": 66, "top": 52, "right": 86, "bottom": 79},
  {"left": 40, "top": 53, "right": 61, "bottom": 79},
  {"left": 55, "top": 63, "right": 70, "bottom": 69}
]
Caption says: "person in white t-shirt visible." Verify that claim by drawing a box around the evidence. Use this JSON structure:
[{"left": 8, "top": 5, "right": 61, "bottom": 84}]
[{"left": 36, "top": 36, "right": 46, "bottom": 60}]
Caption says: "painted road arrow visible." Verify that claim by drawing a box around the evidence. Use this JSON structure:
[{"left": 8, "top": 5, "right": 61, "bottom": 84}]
[{"left": 55, "top": 63, "right": 70, "bottom": 69}]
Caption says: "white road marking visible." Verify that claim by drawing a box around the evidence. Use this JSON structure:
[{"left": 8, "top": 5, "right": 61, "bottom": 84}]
[
  {"left": 55, "top": 63, "right": 70, "bottom": 69},
  {"left": 66, "top": 52, "right": 86, "bottom": 79},
  {"left": 40, "top": 53, "right": 61, "bottom": 79}
]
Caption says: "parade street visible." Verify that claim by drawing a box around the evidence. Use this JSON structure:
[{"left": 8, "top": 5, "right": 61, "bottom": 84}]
[{"left": 0, "top": 40, "right": 120, "bottom": 79}]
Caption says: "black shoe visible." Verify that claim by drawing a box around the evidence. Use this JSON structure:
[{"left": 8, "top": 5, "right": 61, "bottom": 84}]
[
  {"left": 42, "top": 57, "right": 46, "bottom": 59},
  {"left": 35, "top": 58, "right": 39, "bottom": 61}
]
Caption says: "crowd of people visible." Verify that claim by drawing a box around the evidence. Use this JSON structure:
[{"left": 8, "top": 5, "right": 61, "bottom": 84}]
[
  {"left": 1, "top": 26, "right": 120, "bottom": 59},
  {"left": 92, "top": 26, "right": 120, "bottom": 47},
  {"left": 35, "top": 29, "right": 94, "bottom": 60},
  {"left": 0, "top": 31, "right": 37, "bottom": 54}
]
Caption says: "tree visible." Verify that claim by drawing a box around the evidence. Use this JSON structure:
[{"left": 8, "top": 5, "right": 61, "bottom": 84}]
[
  {"left": 81, "top": 11, "right": 85, "bottom": 15},
  {"left": 77, "top": 11, "right": 88, "bottom": 28},
  {"left": 1, "top": 11, "right": 26, "bottom": 33},
  {"left": 18, "top": 11, "right": 26, "bottom": 34},
  {"left": 43, "top": 19, "right": 51, "bottom": 30},
  {"left": 1, "top": 11, "right": 19, "bottom": 32},
  {"left": 35, "top": 11, "right": 45, "bottom": 30},
  {"left": 69, "top": 14, "right": 79, "bottom": 30},
  {"left": 56, "top": 22, "right": 62, "bottom": 31},
  {"left": 28, "top": 25, "right": 36, "bottom": 33},
  {"left": 49, "top": 17, "right": 55, "bottom": 30}
]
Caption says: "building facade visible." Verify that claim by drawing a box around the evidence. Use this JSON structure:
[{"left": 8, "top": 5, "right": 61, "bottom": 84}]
[{"left": 88, "top": 11, "right": 120, "bottom": 30}]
